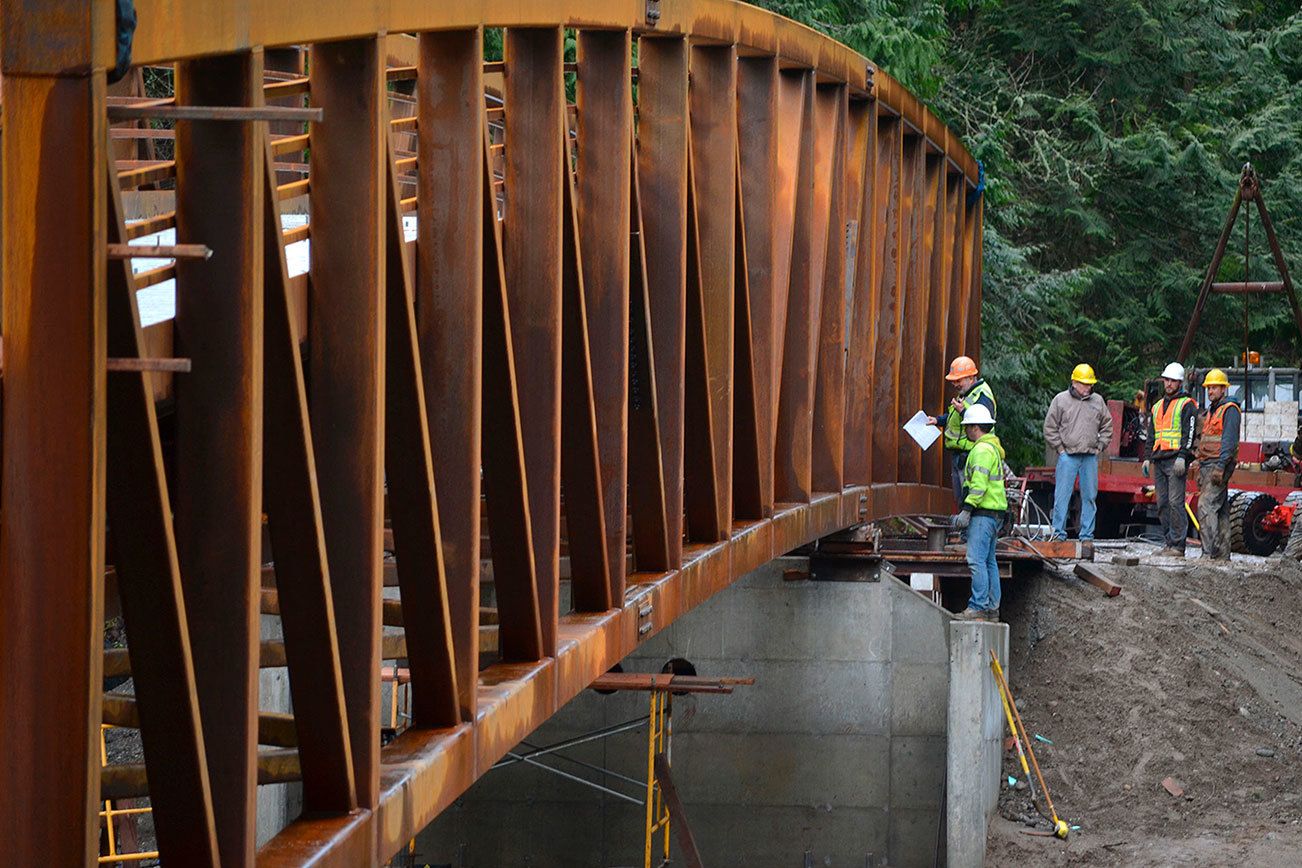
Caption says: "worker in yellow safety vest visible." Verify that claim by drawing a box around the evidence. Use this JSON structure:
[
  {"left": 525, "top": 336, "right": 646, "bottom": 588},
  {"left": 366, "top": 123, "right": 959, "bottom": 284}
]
[
  {"left": 950, "top": 403, "right": 1007, "bottom": 622},
  {"left": 1195, "top": 368, "right": 1240, "bottom": 560},
  {"left": 927, "top": 355, "right": 997, "bottom": 510},
  {"left": 1143, "top": 362, "right": 1197, "bottom": 557}
]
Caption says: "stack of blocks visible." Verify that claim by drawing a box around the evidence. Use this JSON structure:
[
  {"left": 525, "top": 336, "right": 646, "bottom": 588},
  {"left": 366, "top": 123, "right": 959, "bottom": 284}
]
[{"left": 1261, "top": 400, "right": 1298, "bottom": 443}]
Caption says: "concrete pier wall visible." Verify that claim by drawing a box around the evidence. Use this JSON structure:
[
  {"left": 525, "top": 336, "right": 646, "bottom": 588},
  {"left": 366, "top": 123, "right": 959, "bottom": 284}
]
[{"left": 418, "top": 556, "right": 1003, "bottom": 867}]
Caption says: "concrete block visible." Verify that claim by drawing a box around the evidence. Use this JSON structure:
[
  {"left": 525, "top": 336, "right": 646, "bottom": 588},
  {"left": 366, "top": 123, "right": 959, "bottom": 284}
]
[
  {"left": 888, "top": 806, "right": 944, "bottom": 868},
  {"left": 627, "top": 593, "right": 728, "bottom": 662},
  {"left": 454, "top": 734, "right": 613, "bottom": 805},
  {"left": 891, "top": 663, "right": 949, "bottom": 736},
  {"left": 731, "top": 555, "right": 807, "bottom": 590},
  {"left": 722, "top": 583, "right": 891, "bottom": 662},
  {"left": 612, "top": 803, "right": 890, "bottom": 868},
  {"left": 659, "top": 657, "right": 891, "bottom": 735},
  {"left": 890, "top": 579, "right": 951, "bottom": 664},
  {"left": 418, "top": 799, "right": 607, "bottom": 868},
  {"left": 946, "top": 621, "right": 1010, "bottom": 868},
  {"left": 641, "top": 731, "right": 891, "bottom": 809},
  {"left": 890, "top": 736, "right": 947, "bottom": 807}
]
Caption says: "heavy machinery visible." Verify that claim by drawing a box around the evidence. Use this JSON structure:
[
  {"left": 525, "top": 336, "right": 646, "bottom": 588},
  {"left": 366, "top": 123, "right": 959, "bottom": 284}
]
[{"left": 1026, "top": 164, "right": 1302, "bottom": 553}]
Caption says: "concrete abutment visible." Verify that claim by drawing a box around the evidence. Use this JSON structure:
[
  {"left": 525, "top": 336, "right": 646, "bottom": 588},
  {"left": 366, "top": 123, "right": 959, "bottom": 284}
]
[{"left": 418, "top": 556, "right": 1007, "bottom": 866}]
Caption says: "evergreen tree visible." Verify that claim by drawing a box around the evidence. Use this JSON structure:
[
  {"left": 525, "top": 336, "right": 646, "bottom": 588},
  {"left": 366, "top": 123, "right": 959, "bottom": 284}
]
[{"left": 752, "top": 0, "right": 1302, "bottom": 467}]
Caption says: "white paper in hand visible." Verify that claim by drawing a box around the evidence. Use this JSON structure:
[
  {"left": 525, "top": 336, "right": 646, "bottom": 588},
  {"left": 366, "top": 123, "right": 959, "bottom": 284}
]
[{"left": 904, "top": 410, "right": 941, "bottom": 450}]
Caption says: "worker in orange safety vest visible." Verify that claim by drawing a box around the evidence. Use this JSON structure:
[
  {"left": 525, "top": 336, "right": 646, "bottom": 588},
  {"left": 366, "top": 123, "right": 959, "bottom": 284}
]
[{"left": 1143, "top": 362, "right": 1197, "bottom": 558}]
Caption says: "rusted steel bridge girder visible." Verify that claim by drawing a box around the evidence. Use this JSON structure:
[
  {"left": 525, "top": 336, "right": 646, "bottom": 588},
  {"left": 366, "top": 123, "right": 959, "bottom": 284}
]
[{"left": 0, "top": 1, "right": 983, "bottom": 865}]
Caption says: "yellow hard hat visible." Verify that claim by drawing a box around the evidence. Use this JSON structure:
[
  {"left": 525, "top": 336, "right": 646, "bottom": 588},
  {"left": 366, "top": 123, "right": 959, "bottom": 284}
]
[
  {"left": 1203, "top": 368, "right": 1230, "bottom": 387},
  {"left": 1070, "top": 363, "right": 1097, "bottom": 385}
]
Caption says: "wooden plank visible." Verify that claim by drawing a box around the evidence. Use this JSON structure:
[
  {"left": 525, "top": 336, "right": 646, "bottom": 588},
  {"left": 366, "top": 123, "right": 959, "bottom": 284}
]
[
  {"left": 172, "top": 51, "right": 262, "bottom": 866},
  {"left": 383, "top": 137, "right": 462, "bottom": 726},
  {"left": 481, "top": 127, "right": 546, "bottom": 661},
  {"left": 1074, "top": 562, "right": 1123, "bottom": 597},
  {"left": 687, "top": 44, "right": 737, "bottom": 534},
  {"left": 309, "top": 36, "right": 386, "bottom": 808},
  {"left": 561, "top": 134, "right": 614, "bottom": 612},
  {"left": 635, "top": 35, "right": 689, "bottom": 567},
  {"left": 871, "top": 116, "right": 903, "bottom": 484},
  {"left": 259, "top": 134, "right": 357, "bottom": 813},
  {"left": 104, "top": 133, "right": 222, "bottom": 866},
  {"left": 811, "top": 84, "right": 849, "bottom": 494},
  {"left": 417, "top": 27, "right": 482, "bottom": 720},
  {"left": 503, "top": 27, "right": 564, "bottom": 648},
  {"left": 895, "top": 134, "right": 924, "bottom": 484},
  {"left": 102, "top": 695, "right": 298, "bottom": 750},
  {"left": 576, "top": 28, "right": 632, "bottom": 593},
  {"left": 843, "top": 97, "right": 877, "bottom": 484},
  {"left": 736, "top": 55, "right": 779, "bottom": 516},
  {"left": 774, "top": 69, "right": 815, "bottom": 503},
  {"left": 626, "top": 145, "right": 673, "bottom": 573}
]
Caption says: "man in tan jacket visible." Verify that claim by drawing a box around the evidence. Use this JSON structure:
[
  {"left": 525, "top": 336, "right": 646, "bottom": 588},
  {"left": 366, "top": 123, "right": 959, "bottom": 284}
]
[{"left": 1043, "top": 364, "right": 1113, "bottom": 540}]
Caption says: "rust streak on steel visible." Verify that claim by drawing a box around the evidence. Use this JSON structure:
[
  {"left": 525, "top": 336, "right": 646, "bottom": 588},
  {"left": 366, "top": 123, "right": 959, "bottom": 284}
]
[{"left": 2, "top": 2, "right": 983, "bottom": 865}]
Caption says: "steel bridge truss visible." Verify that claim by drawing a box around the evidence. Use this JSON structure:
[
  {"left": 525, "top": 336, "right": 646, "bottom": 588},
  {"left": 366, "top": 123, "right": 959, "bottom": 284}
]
[{"left": 0, "top": 1, "right": 982, "bottom": 865}]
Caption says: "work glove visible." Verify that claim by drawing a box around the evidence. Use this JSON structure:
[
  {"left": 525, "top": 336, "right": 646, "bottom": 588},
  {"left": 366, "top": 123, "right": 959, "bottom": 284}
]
[
  {"left": 1211, "top": 467, "right": 1224, "bottom": 486},
  {"left": 1173, "top": 457, "right": 1187, "bottom": 475},
  {"left": 951, "top": 510, "right": 971, "bottom": 530},
  {"left": 1142, "top": 460, "right": 1151, "bottom": 478}
]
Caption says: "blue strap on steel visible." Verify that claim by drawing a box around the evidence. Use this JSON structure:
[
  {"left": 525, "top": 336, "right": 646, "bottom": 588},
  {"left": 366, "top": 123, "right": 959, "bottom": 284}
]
[
  {"left": 967, "top": 159, "right": 986, "bottom": 207},
  {"left": 110, "top": 0, "right": 138, "bottom": 84}
]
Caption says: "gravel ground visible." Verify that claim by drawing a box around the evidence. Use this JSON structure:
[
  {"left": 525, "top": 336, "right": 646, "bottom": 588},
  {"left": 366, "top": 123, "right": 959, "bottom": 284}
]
[{"left": 985, "top": 542, "right": 1302, "bottom": 865}]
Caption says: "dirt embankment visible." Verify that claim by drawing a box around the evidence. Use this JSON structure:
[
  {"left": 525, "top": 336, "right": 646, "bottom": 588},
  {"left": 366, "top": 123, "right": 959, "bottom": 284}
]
[{"left": 986, "top": 547, "right": 1302, "bottom": 866}]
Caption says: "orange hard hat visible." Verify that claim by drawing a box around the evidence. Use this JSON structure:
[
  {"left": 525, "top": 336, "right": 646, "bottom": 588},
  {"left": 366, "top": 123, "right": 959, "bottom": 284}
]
[{"left": 945, "top": 356, "right": 978, "bottom": 382}]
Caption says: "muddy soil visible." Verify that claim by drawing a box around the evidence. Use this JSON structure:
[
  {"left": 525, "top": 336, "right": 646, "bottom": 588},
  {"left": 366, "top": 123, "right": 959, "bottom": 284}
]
[{"left": 985, "top": 544, "right": 1302, "bottom": 866}]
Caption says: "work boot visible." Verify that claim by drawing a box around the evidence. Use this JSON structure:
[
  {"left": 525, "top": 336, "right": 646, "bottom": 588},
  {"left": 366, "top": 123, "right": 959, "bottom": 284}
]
[
  {"left": 1155, "top": 547, "right": 1184, "bottom": 558},
  {"left": 954, "top": 607, "right": 987, "bottom": 621},
  {"left": 985, "top": 609, "right": 1001, "bottom": 622}
]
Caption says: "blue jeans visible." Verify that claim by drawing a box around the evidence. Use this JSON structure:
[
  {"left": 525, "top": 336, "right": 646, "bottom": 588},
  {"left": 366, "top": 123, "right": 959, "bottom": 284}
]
[
  {"left": 1052, "top": 452, "right": 1099, "bottom": 540},
  {"left": 966, "top": 514, "right": 1001, "bottom": 612}
]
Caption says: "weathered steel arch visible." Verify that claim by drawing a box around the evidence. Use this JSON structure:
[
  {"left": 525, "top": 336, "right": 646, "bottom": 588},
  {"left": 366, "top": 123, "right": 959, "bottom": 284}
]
[{"left": 0, "top": 1, "right": 982, "bottom": 864}]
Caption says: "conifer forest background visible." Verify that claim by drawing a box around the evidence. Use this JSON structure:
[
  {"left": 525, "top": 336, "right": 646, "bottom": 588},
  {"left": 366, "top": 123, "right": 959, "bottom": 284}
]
[{"left": 754, "top": 1, "right": 1302, "bottom": 467}]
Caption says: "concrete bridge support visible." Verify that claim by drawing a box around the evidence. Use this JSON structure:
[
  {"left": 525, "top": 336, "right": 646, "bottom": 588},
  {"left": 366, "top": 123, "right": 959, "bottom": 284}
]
[{"left": 421, "top": 557, "right": 1007, "bottom": 866}]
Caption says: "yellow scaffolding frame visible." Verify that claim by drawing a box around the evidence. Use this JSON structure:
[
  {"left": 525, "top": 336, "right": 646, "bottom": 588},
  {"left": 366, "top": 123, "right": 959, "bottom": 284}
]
[
  {"left": 99, "top": 724, "right": 160, "bottom": 865},
  {"left": 643, "top": 689, "right": 672, "bottom": 868}
]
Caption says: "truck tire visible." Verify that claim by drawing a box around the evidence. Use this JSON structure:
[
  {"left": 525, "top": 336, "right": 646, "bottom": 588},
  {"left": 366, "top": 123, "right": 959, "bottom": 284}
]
[{"left": 1229, "top": 490, "right": 1281, "bottom": 555}]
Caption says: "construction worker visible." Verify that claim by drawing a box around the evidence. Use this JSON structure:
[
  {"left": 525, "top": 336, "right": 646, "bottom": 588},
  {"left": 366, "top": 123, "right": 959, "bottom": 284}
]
[
  {"left": 1195, "top": 368, "right": 1240, "bottom": 560},
  {"left": 950, "top": 404, "right": 1006, "bottom": 621},
  {"left": 927, "top": 355, "right": 997, "bottom": 510},
  {"left": 1143, "top": 362, "right": 1197, "bottom": 557},
  {"left": 1043, "top": 363, "right": 1113, "bottom": 541}
]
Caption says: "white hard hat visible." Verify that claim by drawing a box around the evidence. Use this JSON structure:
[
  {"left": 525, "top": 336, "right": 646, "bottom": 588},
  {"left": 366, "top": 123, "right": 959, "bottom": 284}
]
[
  {"left": 961, "top": 403, "right": 996, "bottom": 426},
  {"left": 1160, "top": 362, "right": 1186, "bottom": 381}
]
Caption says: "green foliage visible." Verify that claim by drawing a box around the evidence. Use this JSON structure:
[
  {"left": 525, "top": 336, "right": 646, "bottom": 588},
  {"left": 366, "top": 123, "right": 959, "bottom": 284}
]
[{"left": 751, "top": 1, "right": 1302, "bottom": 468}]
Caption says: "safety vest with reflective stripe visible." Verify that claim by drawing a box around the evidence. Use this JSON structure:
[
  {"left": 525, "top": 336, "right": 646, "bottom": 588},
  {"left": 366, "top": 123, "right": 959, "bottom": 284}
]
[
  {"left": 1152, "top": 395, "right": 1193, "bottom": 453},
  {"left": 944, "top": 380, "right": 997, "bottom": 451},
  {"left": 963, "top": 433, "right": 1008, "bottom": 512},
  {"left": 1197, "top": 399, "right": 1239, "bottom": 462}
]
